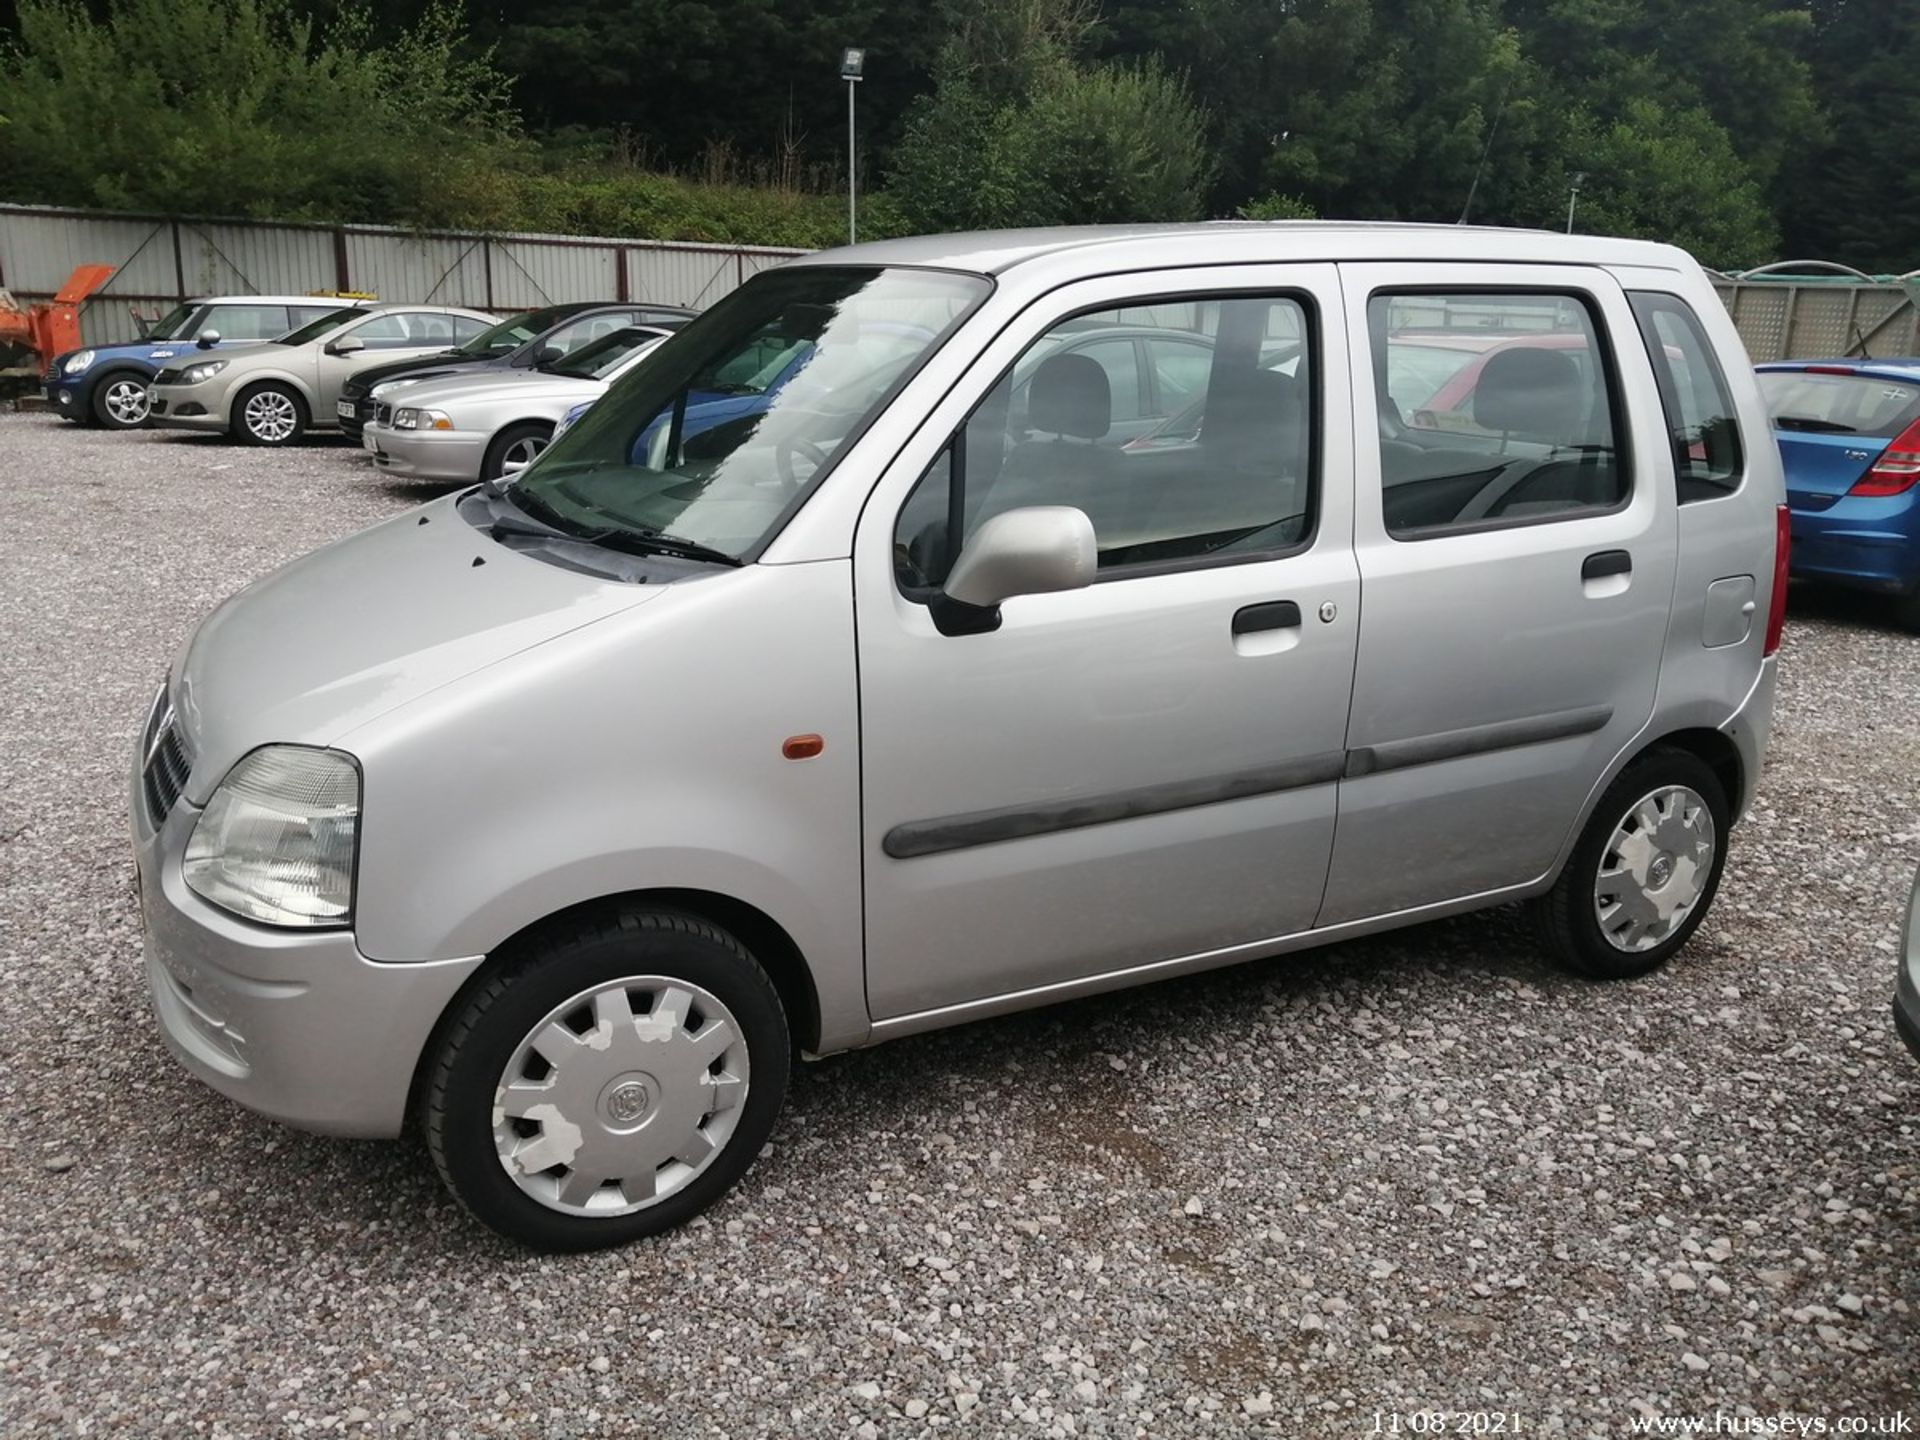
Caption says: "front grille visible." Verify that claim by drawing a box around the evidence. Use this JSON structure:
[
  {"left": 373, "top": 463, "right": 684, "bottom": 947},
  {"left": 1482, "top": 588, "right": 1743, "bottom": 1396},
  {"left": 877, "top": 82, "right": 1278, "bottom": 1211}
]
[
  {"left": 43, "top": 359, "right": 60, "bottom": 384},
  {"left": 373, "top": 401, "right": 393, "bottom": 426},
  {"left": 141, "top": 687, "right": 193, "bottom": 826},
  {"left": 154, "top": 366, "right": 183, "bottom": 385}
]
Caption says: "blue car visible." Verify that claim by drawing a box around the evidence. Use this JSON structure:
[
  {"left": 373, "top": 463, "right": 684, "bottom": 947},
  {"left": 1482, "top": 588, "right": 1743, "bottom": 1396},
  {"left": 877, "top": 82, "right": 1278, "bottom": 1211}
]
[
  {"left": 1760, "top": 359, "right": 1920, "bottom": 626},
  {"left": 45, "top": 295, "right": 361, "bottom": 429}
]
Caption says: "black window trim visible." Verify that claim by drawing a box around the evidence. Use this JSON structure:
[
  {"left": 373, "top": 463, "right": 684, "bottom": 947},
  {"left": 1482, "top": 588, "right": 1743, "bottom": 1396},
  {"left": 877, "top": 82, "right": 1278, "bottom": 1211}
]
[
  {"left": 1369, "top": 284, "right": 1636, "bottom": 544},
  {"left": 894, "top": 285, "right": 1325, "bottom": 602},
  {"left": 1628, "top": 289, "right": 1747, "bottom": 505}
]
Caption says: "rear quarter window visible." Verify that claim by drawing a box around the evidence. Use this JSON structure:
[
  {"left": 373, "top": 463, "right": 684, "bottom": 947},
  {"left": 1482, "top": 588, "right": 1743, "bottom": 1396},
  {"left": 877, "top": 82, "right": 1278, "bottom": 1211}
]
[{"left": 1627, "top": 292, "right": 1745, "bottom": 503}]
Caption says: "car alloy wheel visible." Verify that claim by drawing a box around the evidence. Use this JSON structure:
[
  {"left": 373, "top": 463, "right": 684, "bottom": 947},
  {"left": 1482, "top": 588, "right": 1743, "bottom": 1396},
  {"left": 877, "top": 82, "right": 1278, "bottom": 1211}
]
[
  {"left": 243, "top": 389, "right": 300, "bottom": 444},
  {"left": 100, "top": 377, "right": 151, "bottom": 427},
  {"left": 500, "top": 434, "right": 546, "bottom": 475}
]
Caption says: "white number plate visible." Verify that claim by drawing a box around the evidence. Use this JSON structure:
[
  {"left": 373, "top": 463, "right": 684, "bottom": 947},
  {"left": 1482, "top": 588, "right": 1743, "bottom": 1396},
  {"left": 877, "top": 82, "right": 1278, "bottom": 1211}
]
[{"left": 336, "top": 400, "right": 356, "bottom": 419}]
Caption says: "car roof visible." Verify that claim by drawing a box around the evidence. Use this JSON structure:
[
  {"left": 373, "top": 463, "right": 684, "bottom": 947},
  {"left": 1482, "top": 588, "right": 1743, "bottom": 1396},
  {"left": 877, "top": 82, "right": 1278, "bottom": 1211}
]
[
  {"left": 787, "top": 221, "right": 1697, "bottom": 277},
  {"left": 1756, "top": 358, "right": 1920, "bottom": 383},
  {"left": 187, "top": 295, "right": 375, "bottom": 307}
]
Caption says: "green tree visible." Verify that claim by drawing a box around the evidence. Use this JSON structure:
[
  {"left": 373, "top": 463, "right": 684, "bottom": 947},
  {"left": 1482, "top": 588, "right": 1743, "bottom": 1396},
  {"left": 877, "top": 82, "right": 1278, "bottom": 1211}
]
[{"left": 0, "top": 0, "right": 526, "bottom": 225}]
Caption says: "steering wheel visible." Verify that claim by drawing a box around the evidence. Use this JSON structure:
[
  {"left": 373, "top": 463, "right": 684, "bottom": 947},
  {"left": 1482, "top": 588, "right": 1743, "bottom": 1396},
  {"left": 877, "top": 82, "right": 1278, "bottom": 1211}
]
[{"left": 775, "top": 433, "right": 830, "bottom": 492}]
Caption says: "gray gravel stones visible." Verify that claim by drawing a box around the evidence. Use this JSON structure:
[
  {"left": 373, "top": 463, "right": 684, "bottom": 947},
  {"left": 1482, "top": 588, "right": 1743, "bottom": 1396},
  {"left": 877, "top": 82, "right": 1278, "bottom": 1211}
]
[{"left": 1, "top": 413, "right": 1917, "bottom": 1435}]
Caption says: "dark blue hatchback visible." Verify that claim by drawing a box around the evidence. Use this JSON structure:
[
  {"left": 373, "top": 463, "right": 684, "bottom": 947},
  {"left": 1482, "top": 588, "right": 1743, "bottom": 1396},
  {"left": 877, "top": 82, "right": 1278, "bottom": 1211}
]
[{"left": 1760, "top": 359, "right": 1920, "bottom": 626}]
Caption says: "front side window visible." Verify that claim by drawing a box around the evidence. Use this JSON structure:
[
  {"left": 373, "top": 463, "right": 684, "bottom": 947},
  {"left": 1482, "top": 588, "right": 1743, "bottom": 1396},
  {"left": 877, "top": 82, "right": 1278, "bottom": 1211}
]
[
  {"left": 1628, "top": 292, "right": 1744, "bottom": 503},
  {"left": 205, "top": 304, "right": 291, "bottom": 341},
  {"left": 1370, "top": 292, "right": 1627, "bottom": 538},
  {"left": 463, "top": 306, "right": 567, "bottom": 356},
  {"left": 544, "top": 327, "right": 661, "bottom": 380},
  {"left": 895, "top": 294, "right": 1316, "bottom": 592},
  {"left": 512, "top": 266, "right": 988, "bottom": 562},
  {"left": 146, "top": 302, "right": 198, "bottom": 341}
]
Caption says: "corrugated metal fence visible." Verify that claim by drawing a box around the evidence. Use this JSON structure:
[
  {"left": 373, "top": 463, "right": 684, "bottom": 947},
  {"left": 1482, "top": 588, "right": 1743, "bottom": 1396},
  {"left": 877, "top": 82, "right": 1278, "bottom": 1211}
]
[
  {"left": 0, "top": 203, "right": 805, "bottom": 346},
  {"left": 11, "top": 203, "right": 1920, "bottom": 364}
]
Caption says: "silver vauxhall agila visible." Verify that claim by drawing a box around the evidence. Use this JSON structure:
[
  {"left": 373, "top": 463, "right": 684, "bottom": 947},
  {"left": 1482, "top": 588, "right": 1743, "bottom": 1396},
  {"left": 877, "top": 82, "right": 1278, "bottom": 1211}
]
[{"left": 132, "top": 224, "right": 1785, "bottom": 1250}]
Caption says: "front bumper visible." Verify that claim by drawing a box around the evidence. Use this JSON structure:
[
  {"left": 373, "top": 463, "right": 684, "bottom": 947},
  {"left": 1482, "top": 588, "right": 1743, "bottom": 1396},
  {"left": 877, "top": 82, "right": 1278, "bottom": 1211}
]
[
  {"left": 337, "top": 395, "right": 371, "bottom": 441},
  {"left": 133, "top": 752, "right": 483, "bottom": 1138},
  {"left": 44, "top": 375, "right": 91, "bottom": 419},
  {"left": 147, "top": 385, "right": 227, "bottom": 432},
  {"left": 363, "top": 422, "right": 486, "bottom": 482}
]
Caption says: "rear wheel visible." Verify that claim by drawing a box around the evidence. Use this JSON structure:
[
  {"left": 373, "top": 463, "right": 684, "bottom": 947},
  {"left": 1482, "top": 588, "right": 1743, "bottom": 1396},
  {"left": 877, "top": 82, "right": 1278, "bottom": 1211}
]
[
  {"left": 1531, "top": 747, "right": 1730, "bottom": 979},
  {"left": 483, "top": 421, "right": 553, "bottom": 481},
  {"left": 91, "top": 372, "right": 151, "bottom": 429},
  {"left": 233, "top": 382, "right": 307, "bottom": 446},
  {"left": 1893, "top": 586, "right": 1920, "bottom": 634},
  {"left": 424, "top": 907, "right": 789, "bottom": 1251}
]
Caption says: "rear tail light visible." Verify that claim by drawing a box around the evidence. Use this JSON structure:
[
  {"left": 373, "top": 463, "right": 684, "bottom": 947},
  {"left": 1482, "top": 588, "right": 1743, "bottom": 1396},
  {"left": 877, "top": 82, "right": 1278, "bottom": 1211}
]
[
  {"left": 1764, "top": 503, "right": 1789, "bottom": 657},
  {"left": 1847, "top": 415, "right": 1920, "bottom": 496}
]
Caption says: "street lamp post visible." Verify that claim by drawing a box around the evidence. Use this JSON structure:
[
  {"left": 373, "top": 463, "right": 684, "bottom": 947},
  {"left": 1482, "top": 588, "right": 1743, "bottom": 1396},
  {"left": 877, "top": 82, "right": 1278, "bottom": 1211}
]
[
  {"left": 841, "top": 47, "right": 865, "bottom": 245},
  {"left": 1566, "top": 171, "right": 1586, "bottom": 234}
]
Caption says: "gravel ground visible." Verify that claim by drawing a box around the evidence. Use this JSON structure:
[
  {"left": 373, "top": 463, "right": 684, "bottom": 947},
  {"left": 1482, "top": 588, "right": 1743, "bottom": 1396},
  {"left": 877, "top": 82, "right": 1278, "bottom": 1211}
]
[{"left": 0, "top": 410, "right": 1915, "bottom": 1437}]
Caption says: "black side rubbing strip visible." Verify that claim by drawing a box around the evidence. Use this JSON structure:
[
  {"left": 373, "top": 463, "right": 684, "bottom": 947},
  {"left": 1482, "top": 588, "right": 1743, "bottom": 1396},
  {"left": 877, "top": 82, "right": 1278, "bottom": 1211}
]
[
  {"left": 1582, "top": 549, "right": 1633, "bottom": 581},
  {"left": 883, "top": 752, "right": 1349, "bottom": 860},
  {"left": 1232, "top": 601, "right": 1302, "bottom": 636},
  {"left": 1344, "top": 705, "right": 1614, "bottom": 779}
]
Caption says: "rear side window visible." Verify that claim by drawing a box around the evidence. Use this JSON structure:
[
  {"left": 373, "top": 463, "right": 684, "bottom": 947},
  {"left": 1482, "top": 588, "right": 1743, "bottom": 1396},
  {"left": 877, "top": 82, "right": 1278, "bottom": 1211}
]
[
  {"left": 1628, "top": 292, "right": 1744, "bottom": 503},
  {"left": 1755, "top": 368, "right": 1920, "bottom": 440},
  {"left": 205, "top": 304, "right": 291, "bottom": 340},
  {"left": 1369, "top": 291, "right": 1628, "bottom": 539}
]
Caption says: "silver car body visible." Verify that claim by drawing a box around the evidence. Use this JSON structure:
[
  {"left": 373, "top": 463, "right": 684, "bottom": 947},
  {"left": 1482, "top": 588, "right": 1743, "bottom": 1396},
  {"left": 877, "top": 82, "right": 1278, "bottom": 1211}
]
[
  {"left": 148, "top": 303, "right": 495, "bottom": 436},
  {"left": 360, "top": 332, "right": 669, "bottom": 483},
  {"left": 133, "top": 224, "right": 1783, "bottom": 1136}
]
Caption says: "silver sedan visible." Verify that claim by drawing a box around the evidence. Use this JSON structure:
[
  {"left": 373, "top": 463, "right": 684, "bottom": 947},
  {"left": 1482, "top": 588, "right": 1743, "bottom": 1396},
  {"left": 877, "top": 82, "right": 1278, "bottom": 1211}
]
[
  {"left": 361, "top": 325, "right": 672, "bottom": 483},
  {"left": 149, "top": 304, "right": 494, "bottom": 446}
]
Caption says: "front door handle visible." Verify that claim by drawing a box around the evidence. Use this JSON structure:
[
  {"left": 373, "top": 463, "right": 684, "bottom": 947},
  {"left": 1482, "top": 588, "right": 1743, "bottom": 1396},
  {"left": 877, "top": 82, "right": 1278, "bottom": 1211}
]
[
  {"left": 1582, "top": 550, "right": 1632, "bottom": 581},
  {"left": 1232, "top": 600, "right": 1302, "bottom": 636}
]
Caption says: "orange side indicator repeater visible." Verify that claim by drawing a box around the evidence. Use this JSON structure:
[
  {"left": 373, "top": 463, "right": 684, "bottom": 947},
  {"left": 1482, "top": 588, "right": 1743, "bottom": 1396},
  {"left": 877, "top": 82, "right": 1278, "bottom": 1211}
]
[{"left": 781, "top": 734, "right": 825, "bottom": 760}]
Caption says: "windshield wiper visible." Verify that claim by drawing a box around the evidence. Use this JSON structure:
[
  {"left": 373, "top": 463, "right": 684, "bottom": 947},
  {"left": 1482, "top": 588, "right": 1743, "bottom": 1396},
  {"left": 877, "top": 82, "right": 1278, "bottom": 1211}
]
[
  {"left": 1775, "top": 415, "right": 1857, "bottom": 434},
  {"left": 495, "top": 484, "right": 741, "bottom": 566},
  {"left": 587, "top": 526, "right": 744, "bottom": 567}
]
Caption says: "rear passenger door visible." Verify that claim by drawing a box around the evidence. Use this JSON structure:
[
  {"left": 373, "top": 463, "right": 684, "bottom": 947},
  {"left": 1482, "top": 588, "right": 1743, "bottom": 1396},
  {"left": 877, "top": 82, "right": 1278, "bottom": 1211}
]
[{"left": 1318, "top": 263, "right": 1678, "bottom": 924}]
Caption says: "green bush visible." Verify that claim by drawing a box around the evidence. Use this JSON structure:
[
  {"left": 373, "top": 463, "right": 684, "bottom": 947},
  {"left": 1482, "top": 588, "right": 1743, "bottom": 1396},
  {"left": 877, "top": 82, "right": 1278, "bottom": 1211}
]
[{"left": 1238, "top": 192, "right": 1320, "bottom": 221}]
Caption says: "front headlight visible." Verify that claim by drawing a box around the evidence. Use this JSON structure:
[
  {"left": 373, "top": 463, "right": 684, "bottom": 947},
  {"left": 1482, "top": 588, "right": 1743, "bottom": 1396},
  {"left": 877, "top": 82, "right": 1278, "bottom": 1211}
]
[
  {"left": 63, "top": 349, "right": 96, "bottom": 375},
  {"left": 393, "top": 407, "right": 454, "bottom": 431},
  {"left": 184, "top": 746, "right": 360, "bottom": 928},
  {"left": 180, "top": 359, "right": 228, "bottom": 385}
]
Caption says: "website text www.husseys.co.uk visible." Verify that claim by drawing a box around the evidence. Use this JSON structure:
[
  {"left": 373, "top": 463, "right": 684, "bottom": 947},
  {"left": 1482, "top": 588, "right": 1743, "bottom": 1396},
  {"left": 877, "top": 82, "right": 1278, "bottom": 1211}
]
[{"left": 1628, "top": 1414, "right": 1912, "bottom": 1436}]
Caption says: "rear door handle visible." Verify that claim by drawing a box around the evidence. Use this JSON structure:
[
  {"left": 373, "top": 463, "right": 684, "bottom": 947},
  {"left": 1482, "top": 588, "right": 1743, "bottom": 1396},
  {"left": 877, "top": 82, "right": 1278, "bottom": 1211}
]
[
  {"left": 1582, "top": 550, "right": 1632, "bottom": 581},
  {"left": 1232, "top": 600, "right": 1302, "bottom": 636}
]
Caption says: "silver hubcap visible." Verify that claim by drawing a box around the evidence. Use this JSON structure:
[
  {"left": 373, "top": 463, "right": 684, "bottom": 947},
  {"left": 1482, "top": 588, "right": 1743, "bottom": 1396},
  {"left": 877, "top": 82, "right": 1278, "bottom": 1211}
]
[
  {"left": 104, "top": 379, "right": 149, "bottom": 425},
  {"left": 500, "top": 435, "right": 546, "bottom": 475},
  {"left": 243, "top": 390, "right": 297, "bottom": 442},
  {"left": 493, "top": 977, "right": 749, "bottom": 1217},
  {"left": 1593, "top": 784, "right": 1715, "bottom": 953}
]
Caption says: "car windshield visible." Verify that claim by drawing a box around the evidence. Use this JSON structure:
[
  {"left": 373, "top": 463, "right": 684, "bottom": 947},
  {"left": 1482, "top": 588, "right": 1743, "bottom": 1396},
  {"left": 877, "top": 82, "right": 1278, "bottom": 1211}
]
[
  {"left": 458, "top": 305, "right": 573, "bottom": 357},
  {"left": 1757, "top": 369, "right": 1920, "bottom": 438},
  {"left": 274, "top": 307, "right": 364, "bottom": 346},
  {"left": 543, "top": 327, "right": 662, "bottom": 379},
  {"left": 510, "top": 266, "right": 987, "bottom": 561},
  {"left": 146, "top": 303, "right": 199, "bottom": 341}
]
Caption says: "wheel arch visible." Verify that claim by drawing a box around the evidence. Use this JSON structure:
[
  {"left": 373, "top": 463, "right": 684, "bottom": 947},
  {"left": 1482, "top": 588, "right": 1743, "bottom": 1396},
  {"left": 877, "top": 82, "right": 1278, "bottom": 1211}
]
[
  {"left": 1634, "top": 726, "right": 1746, "bottom": 823},
  {"left": 406, "top": 886, "right": 824, "bottom": 1124}
]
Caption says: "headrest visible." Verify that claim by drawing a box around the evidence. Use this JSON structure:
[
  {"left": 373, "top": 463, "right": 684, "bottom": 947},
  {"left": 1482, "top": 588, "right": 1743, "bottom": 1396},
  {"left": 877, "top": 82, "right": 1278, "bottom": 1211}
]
[
  {"left": 1206, "top": 367, "right": 1306, "bottom": 465},
  {"left": 1029, "top": 352, "right": 1111, "bottom": 440},
  {"left": 1472, "top": 346, "right": 1584, "bottom": 436}
]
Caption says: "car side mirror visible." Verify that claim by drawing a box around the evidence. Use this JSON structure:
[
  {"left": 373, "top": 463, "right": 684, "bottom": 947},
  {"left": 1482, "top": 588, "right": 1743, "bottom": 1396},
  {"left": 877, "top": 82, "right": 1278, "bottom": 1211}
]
[
  {"left": 534, "top": 345, "right": 563, "bottom": 366},
  {"left": 195, "top": 330, "right": 221, "bottom": 349},
  {"left": 931, "top": 506, "right": 1096, "bottom": 636},
  {"left": 326, "top": 335, "right": 365, "bottom": 356}
]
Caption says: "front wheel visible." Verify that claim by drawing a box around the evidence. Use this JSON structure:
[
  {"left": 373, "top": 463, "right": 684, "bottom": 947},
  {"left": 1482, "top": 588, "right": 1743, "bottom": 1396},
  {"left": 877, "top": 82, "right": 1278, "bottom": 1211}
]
[
  {"left": 483, "top": 421, "right": 553, "bottom": 481},
  {"left": 424, "top": 908, "right": 789, "bottom": 1251},
  {"left": 92, "top": 373, "right": 152, "bottom": 429},
  {"left": 1531, "top": 748, "right": 1730, "bottom": 979},
  {"left": 233, "top": 382, "right": 307, "bottom": 446}
]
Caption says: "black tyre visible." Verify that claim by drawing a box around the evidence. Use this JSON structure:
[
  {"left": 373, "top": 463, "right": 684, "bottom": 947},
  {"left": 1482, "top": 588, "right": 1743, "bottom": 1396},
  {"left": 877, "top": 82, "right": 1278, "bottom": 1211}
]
[
  {"left": 232, "top": 382, "right": 308, "bottom": 446},
  {"left": 424, "top": 907, "right": 789, "bottom": 1252},
  {"left": 1531, "top": 747, "right": 1731, "bottom": 979},
  {"left": 90, "top": 371, "right": 152, "bottom": 429},
  {"left": 482, "top": 421, "right": 553, "bottom": 481}
]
